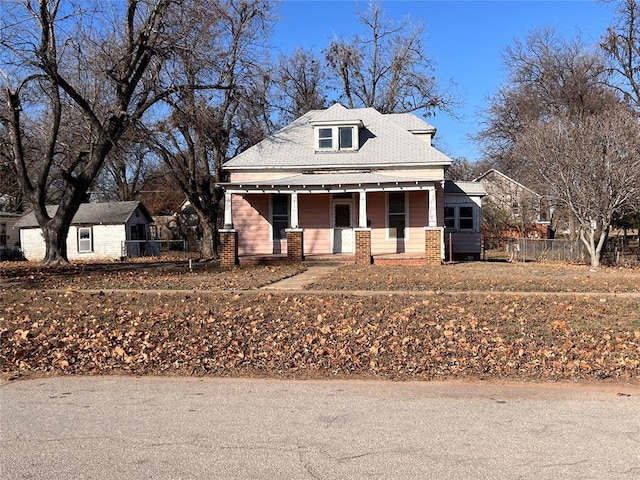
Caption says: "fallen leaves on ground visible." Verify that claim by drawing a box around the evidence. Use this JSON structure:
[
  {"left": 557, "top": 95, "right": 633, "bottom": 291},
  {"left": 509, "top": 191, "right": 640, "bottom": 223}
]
[{"left": 2, "top": 288, "right": 639, "bottom": 382}]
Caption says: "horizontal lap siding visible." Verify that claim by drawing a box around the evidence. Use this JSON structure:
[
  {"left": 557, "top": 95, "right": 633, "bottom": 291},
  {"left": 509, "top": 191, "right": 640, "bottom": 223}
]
[
  {"left": 234, "top": 194, "right": 271, "bottom": 255},
  {"left": 299, "top": 195, "right": 331, "bottom": 255},
  {"left": 20, "top": 229, "right": 46, "bottom": 262},
  {"left": 369, "top": 191, "right": 429, "bottom": 255}
]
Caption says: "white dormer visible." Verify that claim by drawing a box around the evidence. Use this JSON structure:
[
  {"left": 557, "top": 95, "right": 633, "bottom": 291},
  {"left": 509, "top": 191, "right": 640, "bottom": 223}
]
[{"left": 310, "top": 118, "right": 363, "bottom": 152}]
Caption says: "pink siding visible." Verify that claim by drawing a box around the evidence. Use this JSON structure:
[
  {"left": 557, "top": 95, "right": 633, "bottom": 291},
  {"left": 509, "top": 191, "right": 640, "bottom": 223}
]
[
  {"left": 234, "top": 194, "right": 274, "bottom": 255},
  {"left": 369, "top": 191, "right": 430, "bottom": 255},
  {"left": 298, "top": 195, "right": 332, "bottom": 254},
  {"left": 233, "top": 190, "right": 442, "bottom": 256}
]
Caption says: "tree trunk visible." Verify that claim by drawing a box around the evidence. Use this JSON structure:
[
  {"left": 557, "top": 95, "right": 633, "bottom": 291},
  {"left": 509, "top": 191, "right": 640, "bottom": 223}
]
[
  {"left": 42, "top": 219, "right": 71, "bottom": 265},
  {"left": 196, "top": 210, "right": 217, "bottom": 260}
]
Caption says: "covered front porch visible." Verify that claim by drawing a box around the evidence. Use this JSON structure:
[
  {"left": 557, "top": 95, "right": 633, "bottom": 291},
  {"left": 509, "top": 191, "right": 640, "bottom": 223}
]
[{"left": 219, "top": 173, "right": 445, "bottom": 267}]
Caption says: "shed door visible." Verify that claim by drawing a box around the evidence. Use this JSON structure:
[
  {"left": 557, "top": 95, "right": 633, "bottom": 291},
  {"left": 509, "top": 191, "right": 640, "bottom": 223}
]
[{"left": 332, "top": 202, "right": 353, "bottom": 253}]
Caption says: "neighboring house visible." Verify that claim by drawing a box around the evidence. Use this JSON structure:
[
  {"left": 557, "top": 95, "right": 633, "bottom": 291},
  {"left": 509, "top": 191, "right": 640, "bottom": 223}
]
[
  {"left": 443, "top": 181, "right": 486, "bottom": 261},
  {"left": 15, "top": 201, "right": 154, "bottom": 261},
  {"left": 219, "top": 103, "right": 486, "bottom": 265},
  {"left": 473, "top": 169, "right": 550, "bottom": 240},
  {"left": 1, "top": 211, "right": 21, "bottom": 261}
]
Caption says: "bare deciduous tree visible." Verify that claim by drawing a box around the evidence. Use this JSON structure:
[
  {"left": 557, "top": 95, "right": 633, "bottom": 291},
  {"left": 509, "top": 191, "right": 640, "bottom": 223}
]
[
  {"left": 148, "top": 0, "right": 275, "bottom": 259},
  {"left": 274, "top": 47, "right": 328, "bottom": 122},
  {"left": 324, "top": 0, "right": 455, "bottom": 115},
  {"left": 0, "top": 0, "right": 204, "bottom": 264},
  {"left": 514, "top": 104, "right": 640, "bottom": 267}
]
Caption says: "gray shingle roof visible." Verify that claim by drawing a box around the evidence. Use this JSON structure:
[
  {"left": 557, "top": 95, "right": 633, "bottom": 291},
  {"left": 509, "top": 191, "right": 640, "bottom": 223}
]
[
  {"left": 444, "top": 180, "right": 487, "bottom": 196},
  {"left": 224, "top": 103, "right": 452, "bottom": 170},
  {"left": 14, "top": 201, "right": 152, "bottom": 228}
]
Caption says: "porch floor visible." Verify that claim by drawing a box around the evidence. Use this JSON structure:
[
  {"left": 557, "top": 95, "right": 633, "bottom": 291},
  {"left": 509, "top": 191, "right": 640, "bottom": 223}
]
[{"left": 238, "top": 252, "right": 427, "bottom": 266}]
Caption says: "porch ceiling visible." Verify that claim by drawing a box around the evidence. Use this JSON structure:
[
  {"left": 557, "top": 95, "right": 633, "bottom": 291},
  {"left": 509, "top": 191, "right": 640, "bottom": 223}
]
[{"left": 223, "top": 172, "right": 438, "bottom": 194}]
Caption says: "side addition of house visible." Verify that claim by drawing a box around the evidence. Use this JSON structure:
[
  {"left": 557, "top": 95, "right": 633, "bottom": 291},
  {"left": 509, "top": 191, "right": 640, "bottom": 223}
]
[{"left": 219, "top": 103, "right": 485, "bottom": 266}]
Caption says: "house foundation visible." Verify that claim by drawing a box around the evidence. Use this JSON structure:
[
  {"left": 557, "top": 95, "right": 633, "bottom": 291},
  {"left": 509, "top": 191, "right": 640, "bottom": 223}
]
[
  {"left": 286, "top": 228, "right": 304, "bottom": 262},
  {"left": 219, "top": 229, "right": 238, "bottom": 267}
]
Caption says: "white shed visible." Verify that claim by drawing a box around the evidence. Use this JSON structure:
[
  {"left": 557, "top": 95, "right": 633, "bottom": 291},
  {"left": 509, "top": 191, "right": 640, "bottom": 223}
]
[{"left": 14, "top": 201, "right": 154, "bottom": 261}]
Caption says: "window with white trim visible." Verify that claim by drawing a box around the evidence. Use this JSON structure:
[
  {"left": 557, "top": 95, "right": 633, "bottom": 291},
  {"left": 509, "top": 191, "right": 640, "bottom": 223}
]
[
  {"left": 388, "top": 192, "right": 406, "bottom": 239},
  {"left": 271, "top": 194, "right": 289, "bottom": 240},
  {"left": 78, "top": 226, "right": 93, "bottom": 253},
  {"left": 315, "top": 126, "right": 358, "bottom": 152}
]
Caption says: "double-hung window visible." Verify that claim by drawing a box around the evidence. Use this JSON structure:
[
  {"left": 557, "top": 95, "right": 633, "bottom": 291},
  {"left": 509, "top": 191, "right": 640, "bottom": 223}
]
[
  {"left": 388, "top": 192, "right": 406, "bottom": 239},
  {"left": 272, "top": 194, "right": 289, "bottom": 240},
  {"left": 318, "top": 128, "right": 333, "bottom": 149},
  {"left": 78, "top": 226, "right": 92, "bottom": 253}
]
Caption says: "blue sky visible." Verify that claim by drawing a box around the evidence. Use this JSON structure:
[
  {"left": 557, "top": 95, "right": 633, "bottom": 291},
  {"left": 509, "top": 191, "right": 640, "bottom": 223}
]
[{"left": 270, "top": 0, "right": 616, "bottom": 162}]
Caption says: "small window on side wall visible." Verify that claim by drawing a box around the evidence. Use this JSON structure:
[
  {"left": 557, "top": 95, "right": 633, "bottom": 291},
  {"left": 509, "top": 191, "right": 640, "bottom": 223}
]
[
  {"left": 78, "top": 227, "right": 92, "bottom": 253},
  {"left": 459, "top": 206, "right": 474, "bottom": 230}
]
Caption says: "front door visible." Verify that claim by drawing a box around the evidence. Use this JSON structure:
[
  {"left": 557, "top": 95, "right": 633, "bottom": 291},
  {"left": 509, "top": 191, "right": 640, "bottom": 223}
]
[{"left": 332, "top": 202, "right": 353, "bottom": 253}]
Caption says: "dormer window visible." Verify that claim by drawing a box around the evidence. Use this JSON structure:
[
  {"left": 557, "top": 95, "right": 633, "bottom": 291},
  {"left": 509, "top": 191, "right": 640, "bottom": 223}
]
[
  {"left": 311, "top": 118, "right": 363, "bottom": 152},
  {"left": 319, "top": 128, "right": 333, "bottom": 149}
]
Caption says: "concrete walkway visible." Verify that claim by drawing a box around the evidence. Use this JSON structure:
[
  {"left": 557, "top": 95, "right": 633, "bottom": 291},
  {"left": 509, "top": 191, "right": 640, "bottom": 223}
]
[{"left": 261, "top": 263, "right": 344, "bottom": 290}]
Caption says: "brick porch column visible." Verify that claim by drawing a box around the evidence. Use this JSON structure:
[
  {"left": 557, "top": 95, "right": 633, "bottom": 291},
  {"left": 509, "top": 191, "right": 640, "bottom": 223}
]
[
  {"left": 354, "top": 228, "right": 372, "bottom": 265},
  {"left": 219, "top": 229, "right": 238, "bottom": 267},
  {"left": 286, "top": 228, "right": 304, "bottom": 262},
  {"left": 424, "top": 226, "right": 443, "bottom": 265}
]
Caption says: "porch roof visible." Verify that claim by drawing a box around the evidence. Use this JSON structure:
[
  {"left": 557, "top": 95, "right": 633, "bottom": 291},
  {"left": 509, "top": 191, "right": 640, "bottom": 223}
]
[{"left": 223, "top": 172, "right": 438, "bottom": 193}]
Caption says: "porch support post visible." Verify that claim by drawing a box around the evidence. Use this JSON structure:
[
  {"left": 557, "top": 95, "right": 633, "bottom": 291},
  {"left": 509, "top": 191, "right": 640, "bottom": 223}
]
[
  {"left": 354, "top": 228, "right": 372, "bottom": 265},
  {"left": 290, "top": 192, "right": 299, "bottom": 229},
  {"left": 428, "top": 186, "right": 437, "bottom": 227},
  {"left": 224, "top": 192, "right": 234, "bottom": 228},
  {"left": 219, "top": 229, "right": 238, "bottom": 267},
  {"left": 358, "top": 189, "right": 367, "bottom": 228},
  {"left": 424, "top": 226, "right": 444, "bottom": 266},
  {"left": 286, "top": 228, "right": 304, "bottom": 262}
]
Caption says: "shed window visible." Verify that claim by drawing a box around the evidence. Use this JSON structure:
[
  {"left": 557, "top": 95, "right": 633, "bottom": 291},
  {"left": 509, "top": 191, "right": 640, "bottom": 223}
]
[
  {"left": 0, "top": 223, "right": 6, "bottom": 247},
  {"left": 78, "top": 227, "right": 93, "bottom": 253},
  {"left": 388, "top": 192, "right": 406, "bottom": 239},
  {"left": 272, "top": 194, "right": 289, "bottom": 240},
  {"left": 444, "top": 207, "right": 455, "bottom": 229}
]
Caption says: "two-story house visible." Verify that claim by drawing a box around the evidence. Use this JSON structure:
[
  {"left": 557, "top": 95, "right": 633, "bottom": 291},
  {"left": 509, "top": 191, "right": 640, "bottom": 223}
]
[{"left": 219, "top": 103, "right": 485, "bottom": 265}]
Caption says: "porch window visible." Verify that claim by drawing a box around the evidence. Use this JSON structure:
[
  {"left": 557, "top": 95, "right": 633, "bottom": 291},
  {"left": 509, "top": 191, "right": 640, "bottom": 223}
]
[
  {"left": 388, "top": 192, "right": 406, "bottom": 239},
  {"left": 78, "top": 227, "right": 93, "bottom": 253},
  {"left": 272, "top": 194, "right": 289, "bottom": 240},
  {"left": 0, "top": 223, "right": 6, "bottom": 247}
]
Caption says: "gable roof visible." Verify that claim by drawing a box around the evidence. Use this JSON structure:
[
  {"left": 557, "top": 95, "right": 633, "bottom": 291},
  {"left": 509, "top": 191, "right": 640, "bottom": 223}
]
[
  {"left": 473, "top": 169, "right": 541, "bottom": 197},
  {"left": 14, "top": 201, "right": 152, "bottom": 228},
  {"left": 224, "top": 103, "right": 452, "bottom": 171}
]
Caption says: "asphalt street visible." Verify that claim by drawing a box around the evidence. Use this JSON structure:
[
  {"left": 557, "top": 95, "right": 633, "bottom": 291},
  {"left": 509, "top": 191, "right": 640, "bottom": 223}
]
[{"left": 1, "top": 377, "right": 639, "bottom": 479}]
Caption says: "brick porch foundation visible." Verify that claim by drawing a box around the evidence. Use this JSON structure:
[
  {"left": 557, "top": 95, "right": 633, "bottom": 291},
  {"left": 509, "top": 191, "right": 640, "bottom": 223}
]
[
  {"left": 424, "top": 227, "right": 443, "bottom": 265},
  {"left": 354, "top": 228, "right": 372, "bottom": 265},
  {"left": 219, "top": 229, "right": 238, "bottom": 267},
  {"left": 286, "top": 229, "right": 304, "bottom": 262}
]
